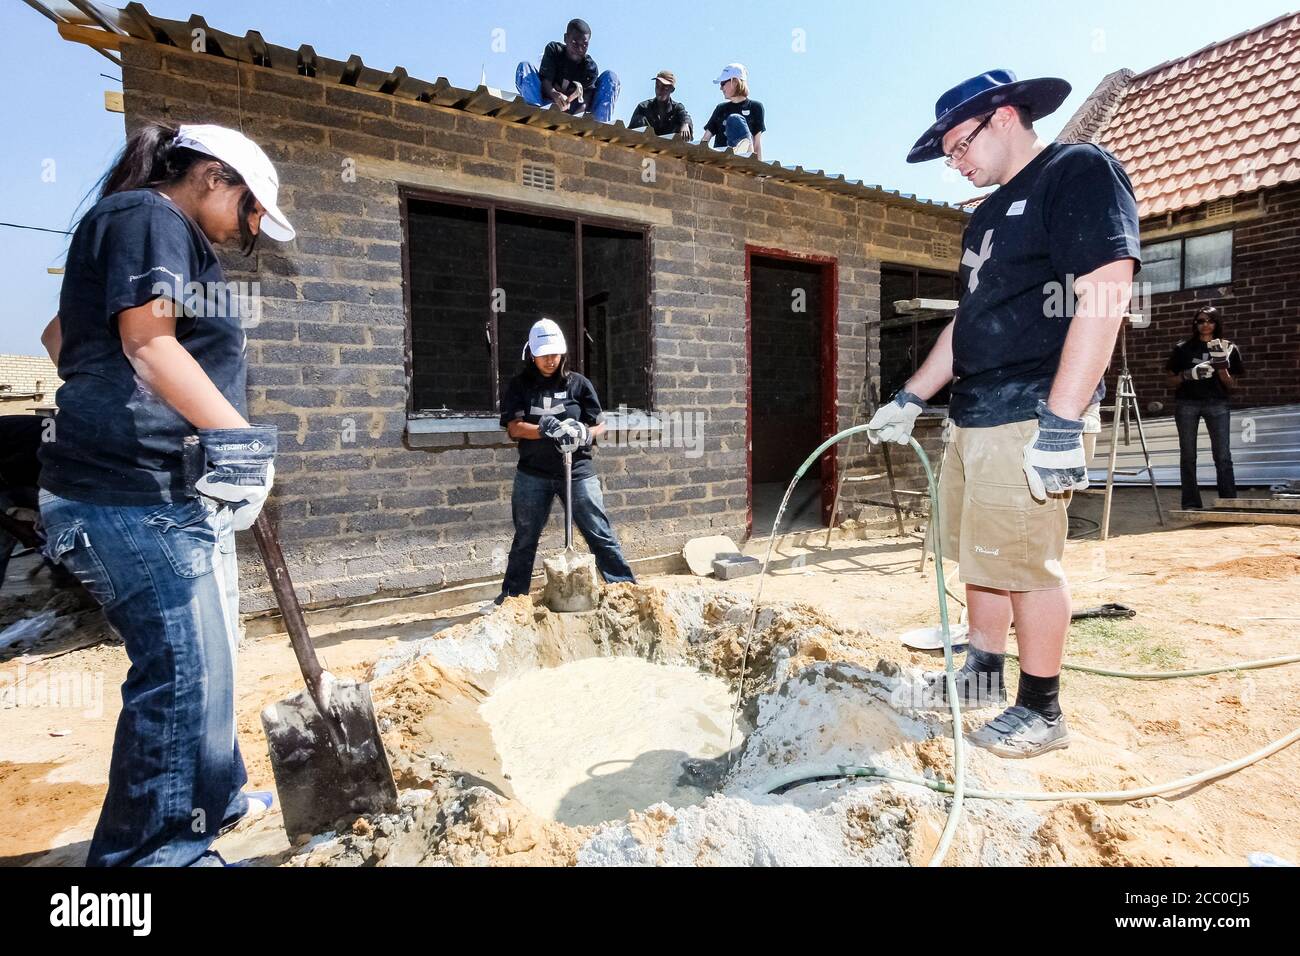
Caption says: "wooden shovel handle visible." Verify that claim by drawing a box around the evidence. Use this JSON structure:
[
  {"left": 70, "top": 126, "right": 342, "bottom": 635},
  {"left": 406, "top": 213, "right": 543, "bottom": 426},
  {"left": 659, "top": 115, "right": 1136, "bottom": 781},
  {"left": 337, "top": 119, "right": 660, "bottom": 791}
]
[{"left": 252, "top": 511, "right": 326, "bottom": 694}]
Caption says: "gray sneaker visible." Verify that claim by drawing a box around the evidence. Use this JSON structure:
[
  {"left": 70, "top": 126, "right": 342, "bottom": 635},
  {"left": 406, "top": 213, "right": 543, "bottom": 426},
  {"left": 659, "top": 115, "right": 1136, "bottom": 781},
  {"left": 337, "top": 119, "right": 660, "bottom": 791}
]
[
  {"left": 967, "top": 705, "right": 1070, "bottom": 758},
  {"left": 919, "top": 667, "right": 1008, "bottom": 710}
]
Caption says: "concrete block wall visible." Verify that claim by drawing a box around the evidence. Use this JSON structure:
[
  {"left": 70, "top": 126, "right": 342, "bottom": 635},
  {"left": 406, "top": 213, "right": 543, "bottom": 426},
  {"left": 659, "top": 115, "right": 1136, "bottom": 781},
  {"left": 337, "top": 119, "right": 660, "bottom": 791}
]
[{"left": 120, "top": 39, "right": 965, "bottom": 610}]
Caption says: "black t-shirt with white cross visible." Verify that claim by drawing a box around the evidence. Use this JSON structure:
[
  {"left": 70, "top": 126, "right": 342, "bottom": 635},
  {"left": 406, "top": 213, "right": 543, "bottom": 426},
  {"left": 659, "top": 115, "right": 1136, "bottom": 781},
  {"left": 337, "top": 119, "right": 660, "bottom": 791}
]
[
  {"left": 500, "top": 367, "right": 605, "bottom": 480},
  {"left": 949, "top": 142, "right": 1142, "bottom": 428},
  {"left": 1166, "top": 338, "right": 1244, "bottom": 402}
]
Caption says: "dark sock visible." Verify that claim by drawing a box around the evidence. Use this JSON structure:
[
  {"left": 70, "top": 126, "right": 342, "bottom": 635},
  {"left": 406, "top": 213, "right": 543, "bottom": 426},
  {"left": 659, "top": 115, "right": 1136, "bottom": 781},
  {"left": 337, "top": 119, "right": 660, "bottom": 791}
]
[
  {"left": 963, "top": 646, "right": 1005, "bottom": 676},
  {"left": 1015, "top": 671, "right": 1061, "bottom": 720}
]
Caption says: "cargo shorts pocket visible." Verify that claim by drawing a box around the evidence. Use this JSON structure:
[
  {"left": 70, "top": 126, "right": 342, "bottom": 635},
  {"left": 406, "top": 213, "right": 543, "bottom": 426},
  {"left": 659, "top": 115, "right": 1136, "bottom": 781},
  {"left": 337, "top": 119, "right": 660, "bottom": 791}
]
[
  {"left": 964, "top": 481, "right": 1031, "bottom": 565},
  {"left": 44, "top": 523, "right": 117, "bottom": 606},
  {"left": 144, "top": 498, "right": 220, "bottom": 579}
]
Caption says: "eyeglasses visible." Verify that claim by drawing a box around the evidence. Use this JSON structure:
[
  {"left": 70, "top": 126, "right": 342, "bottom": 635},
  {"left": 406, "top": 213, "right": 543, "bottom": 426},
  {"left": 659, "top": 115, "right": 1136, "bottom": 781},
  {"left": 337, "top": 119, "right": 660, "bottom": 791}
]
[
  {"left": 1196, "top": 317, "right": 1217, "bottom": 324},
  {"left": 944, "top": 113, "right": 995, "bottom": 168}
]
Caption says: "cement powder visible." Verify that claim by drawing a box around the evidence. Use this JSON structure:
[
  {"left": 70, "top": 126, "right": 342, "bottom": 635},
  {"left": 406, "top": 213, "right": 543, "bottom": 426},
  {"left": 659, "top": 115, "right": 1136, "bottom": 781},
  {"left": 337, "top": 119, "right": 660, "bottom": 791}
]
[{"left": 480, "top": 657, "right": 736, "bottom": 825}]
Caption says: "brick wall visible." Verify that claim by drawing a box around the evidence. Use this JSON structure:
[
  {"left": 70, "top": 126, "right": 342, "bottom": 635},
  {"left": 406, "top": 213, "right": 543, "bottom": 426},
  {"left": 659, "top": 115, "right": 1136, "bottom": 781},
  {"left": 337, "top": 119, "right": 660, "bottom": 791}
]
[
  {"left": 1112, "top": 182, "right": 1300, "bottom": 413},
  {"left": 119, "top": 39, "right": 965, "bottom": 610},
  {"left": 0, "top": 353, "right": 61, "bottom": 413}
]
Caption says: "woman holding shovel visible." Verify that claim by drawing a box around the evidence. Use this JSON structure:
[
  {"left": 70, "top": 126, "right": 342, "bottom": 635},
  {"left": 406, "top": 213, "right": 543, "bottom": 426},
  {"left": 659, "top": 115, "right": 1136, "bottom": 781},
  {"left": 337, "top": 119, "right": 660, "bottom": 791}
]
[
  {"left": 37, "top": 122, "right": 293, "bottom": 866},
  {"left": 494, "top": 318, "right": 636, "bottom": 606}
]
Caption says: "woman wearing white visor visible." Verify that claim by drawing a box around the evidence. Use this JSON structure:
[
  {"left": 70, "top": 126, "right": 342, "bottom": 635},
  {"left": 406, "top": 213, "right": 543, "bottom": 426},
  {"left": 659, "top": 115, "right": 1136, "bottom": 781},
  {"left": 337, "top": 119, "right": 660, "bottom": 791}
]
[
  {"left": 38, "top": 123, "right": 293, "bottom": 866},
  {"left": 495, "top": 318, "right": 636, "bottom": 605}
]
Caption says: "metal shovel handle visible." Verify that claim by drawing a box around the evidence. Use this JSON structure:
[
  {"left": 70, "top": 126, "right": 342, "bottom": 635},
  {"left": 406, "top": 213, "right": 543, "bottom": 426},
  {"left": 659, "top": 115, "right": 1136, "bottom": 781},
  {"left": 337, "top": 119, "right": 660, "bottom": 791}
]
[{"left": 563, "top": 451, "right": 574, "bottom": 552}]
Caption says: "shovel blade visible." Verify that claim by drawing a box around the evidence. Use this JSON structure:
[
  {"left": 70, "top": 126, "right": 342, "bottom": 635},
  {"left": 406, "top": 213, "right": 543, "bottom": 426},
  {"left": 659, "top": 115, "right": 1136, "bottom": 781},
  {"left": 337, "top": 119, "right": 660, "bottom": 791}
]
[
  {"left": 261, "top": 678, "right": 399, "bottom": 841},
  {"left": 543, "top": 551, "right": 600, "bottom": 612}
]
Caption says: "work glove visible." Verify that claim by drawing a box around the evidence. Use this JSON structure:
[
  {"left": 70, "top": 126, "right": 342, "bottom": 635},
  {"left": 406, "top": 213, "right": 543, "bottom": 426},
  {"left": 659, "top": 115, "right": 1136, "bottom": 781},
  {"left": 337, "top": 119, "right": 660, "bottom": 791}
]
[
  {"left": 866, "top": 390, "right": 925, "bottom": 445},
  {"left": 1208, "top": 338, "right": 1234, "bottom": 367},
  {"left": 194, "top": 425, "right": 277, "bottom": 531},
  {"left": 1022, "top": 401, "right": 1088, "bottom": 501},
  {"left": 1182, "top": 361, "right": 1215, "bottom": 381},
  {"left": 555, "top": 421, "right": 591, "bottom": 455},
  {"left": 538, "top": 415, "right": 570, "bottom": 445}
]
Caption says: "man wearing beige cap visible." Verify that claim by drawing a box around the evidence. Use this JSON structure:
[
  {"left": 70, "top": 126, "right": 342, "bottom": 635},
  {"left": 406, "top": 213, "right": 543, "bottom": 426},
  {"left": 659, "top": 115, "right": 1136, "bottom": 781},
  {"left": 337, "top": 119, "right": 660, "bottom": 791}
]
[{"left": 628, "top": 70, "right": 693, "bottom": 140}]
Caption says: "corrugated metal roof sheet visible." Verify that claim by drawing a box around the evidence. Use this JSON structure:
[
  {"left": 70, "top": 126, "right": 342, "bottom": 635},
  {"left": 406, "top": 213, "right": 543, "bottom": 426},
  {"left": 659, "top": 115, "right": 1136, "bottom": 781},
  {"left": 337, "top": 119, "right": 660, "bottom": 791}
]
[{"left": 40, "top": 1, "right": 969, "bottom": 220}]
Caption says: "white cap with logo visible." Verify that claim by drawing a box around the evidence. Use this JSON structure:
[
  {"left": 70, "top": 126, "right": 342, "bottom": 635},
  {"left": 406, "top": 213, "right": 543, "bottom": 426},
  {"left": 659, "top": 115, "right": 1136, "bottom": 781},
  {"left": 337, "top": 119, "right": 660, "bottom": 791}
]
[
  {"left": 172, "top": 124, "right": 295, "bottom": 241},
  {"left": 714, "top": 63, "right": 748, "bottom": 85},
  {"left": 524, "top": 318, "right": 567, "bottom": 359}
]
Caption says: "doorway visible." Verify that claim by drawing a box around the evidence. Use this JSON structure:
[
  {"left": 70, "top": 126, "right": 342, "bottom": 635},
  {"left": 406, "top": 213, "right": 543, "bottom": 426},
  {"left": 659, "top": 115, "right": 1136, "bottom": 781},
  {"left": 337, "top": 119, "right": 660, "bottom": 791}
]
[{"left": 746, "top": 250, "right": 837, "bottom": 537}]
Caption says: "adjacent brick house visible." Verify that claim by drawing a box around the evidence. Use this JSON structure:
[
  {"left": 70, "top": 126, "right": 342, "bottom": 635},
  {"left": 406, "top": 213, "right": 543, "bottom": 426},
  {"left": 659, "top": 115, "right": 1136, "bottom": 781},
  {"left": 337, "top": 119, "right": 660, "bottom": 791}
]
[
  {"left": 0, "top": 354, "right": 61, "bottom": 415},
  {"left": 1061, "top": 12, "right": 1300, "bottom": 413},
  {"left": 54, "top": 5, "right": 967, "bottom": 610}
]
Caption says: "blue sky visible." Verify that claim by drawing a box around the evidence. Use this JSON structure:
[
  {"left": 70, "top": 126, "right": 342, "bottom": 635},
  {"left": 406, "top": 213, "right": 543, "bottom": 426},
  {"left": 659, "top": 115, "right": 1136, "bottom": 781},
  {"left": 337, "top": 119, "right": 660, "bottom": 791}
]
[{"left": 2, "top": 0, "right": 1291, "bottom": 354}]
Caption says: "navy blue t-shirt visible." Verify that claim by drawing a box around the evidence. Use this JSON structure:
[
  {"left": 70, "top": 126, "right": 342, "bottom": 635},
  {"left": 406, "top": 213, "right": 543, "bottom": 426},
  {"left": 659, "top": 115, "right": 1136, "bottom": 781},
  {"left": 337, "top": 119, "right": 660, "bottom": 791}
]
[
  {"left": 39, "top": 189, "right": 248, "bottom": 505},
  {"left": 499, "top": 368, "right": 604, "bottom": 480},
  {"left": 949, "top": 142, "right": 1142, "bottom": 427}
]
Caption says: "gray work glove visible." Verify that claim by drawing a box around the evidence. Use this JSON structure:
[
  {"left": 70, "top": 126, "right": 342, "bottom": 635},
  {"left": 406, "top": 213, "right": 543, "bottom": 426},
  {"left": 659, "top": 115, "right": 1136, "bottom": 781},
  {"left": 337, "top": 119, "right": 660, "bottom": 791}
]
[
  {"left": 555, "top": 420, "right": 591, "bottom": 455},
  {"left": 538, "top": 415, "right": 570, "bottom": 447},
  {"left": 866, "top": 390, "right": 925, "bottom": 445},
  {"left": 1208, "top": 338, "right": 1234, "bottom": 367},
  {"left": 194, "top": 425, "right": 277, "bottom": 531},
  {"left": 1183, "top": 361, "right": 1215, "bottom": 381},
  {"left": 1022, "top": 401, "right": 1087, "bottom": 501}
]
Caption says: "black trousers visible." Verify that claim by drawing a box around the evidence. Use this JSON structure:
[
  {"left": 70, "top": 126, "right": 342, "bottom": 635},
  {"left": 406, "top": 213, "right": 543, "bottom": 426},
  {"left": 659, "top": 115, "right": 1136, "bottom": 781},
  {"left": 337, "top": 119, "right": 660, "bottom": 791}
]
[{"left": 1174, "top": 399, "right": 1236, "bottom": 508}]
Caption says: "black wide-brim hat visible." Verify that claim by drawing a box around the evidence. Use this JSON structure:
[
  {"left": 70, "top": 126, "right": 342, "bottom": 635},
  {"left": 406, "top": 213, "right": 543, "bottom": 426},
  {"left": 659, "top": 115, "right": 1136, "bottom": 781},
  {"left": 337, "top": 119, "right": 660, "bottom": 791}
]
[{"left": 907, "top": 69, "right": 1071, "bottom": 163}]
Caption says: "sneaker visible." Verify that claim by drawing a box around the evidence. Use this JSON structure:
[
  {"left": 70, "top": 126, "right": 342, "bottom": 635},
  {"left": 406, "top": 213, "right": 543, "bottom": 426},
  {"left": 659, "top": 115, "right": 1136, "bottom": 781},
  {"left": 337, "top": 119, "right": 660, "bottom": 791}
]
[
  {"left": 918, "top": 666, "right": 1007, "bottom": 710},
  {"left": 478, "top": 593, "right": 507, "bottom": 615},
  {"left": 218, "top": 790, "right": 274, "bottom": 835},
  {"left": 967, "top": 705, "right": 1070, "bottom": 758},
  {"left": 731, "top": 137, "right": 753, "bottom": 157}
]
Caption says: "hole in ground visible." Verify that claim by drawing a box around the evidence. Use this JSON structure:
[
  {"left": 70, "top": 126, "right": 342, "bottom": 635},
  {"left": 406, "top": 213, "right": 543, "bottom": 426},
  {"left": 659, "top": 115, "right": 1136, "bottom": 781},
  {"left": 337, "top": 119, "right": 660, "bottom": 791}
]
[{"left": 480, "top": 656, "right": 738, "bottom": 825}]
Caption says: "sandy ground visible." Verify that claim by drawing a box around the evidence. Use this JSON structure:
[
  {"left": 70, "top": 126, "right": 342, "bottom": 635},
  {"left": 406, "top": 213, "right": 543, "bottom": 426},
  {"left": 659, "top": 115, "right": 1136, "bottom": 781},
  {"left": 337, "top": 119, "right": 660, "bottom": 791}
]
[{"left": 1, "top": 485, "right": 1298, "bottom": 866}]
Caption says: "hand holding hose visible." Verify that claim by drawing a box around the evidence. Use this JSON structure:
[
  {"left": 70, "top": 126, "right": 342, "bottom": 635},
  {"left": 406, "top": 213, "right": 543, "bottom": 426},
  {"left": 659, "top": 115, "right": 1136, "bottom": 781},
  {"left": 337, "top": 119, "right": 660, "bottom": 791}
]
[{"left": 866, "top": 390, "right": 925, "bottom": 445}]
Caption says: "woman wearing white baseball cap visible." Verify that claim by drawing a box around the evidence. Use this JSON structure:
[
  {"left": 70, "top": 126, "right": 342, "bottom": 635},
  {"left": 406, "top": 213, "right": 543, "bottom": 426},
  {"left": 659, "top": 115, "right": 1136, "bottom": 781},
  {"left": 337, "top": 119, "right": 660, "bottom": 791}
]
[
  {"left": 493, "top": 318, "right": 636, "bottom": 605},
  {"left": 699, "top": 63, "right": 765, "bottom": 160},
  {"left": 37, "top": 121, "right": 293, "bottom": 866}
]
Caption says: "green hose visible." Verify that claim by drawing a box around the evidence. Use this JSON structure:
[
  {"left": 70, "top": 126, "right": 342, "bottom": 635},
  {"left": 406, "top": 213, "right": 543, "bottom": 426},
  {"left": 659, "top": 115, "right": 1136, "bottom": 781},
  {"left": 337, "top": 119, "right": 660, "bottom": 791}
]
[
  {"left": 730, "top": 425, "right": 966, "bottom": 867},
  {"left": 1025, "top": 652, "right": 1300, "bottom": 680},
  {"left": 748, "top": 431, "right": 1300, "bottom": 848}
]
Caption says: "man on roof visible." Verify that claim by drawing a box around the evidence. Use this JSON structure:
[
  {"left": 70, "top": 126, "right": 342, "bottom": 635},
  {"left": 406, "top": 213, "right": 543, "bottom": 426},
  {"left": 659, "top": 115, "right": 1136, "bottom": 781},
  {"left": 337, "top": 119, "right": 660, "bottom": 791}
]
[
  {"left": 628, "top": 70, "right": 693, "bottom": 140},
  {"left": 515, "top": 18, "right": 620, "bottom": 123}
]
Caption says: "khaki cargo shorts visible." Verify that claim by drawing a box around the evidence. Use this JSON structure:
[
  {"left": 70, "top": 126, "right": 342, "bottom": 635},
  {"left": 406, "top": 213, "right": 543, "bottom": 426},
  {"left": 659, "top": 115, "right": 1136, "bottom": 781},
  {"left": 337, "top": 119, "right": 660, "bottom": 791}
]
[{"left": 937, "top": 406, "right": 1099, "bottom": 592}]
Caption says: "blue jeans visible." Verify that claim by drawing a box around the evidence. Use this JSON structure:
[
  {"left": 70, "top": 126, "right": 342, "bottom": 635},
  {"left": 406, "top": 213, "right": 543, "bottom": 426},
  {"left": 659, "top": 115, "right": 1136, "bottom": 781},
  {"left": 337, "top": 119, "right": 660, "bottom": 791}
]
[
  {"left": 514, "top": 62, "right": 621, "bottom": 123},
  {"left": 723, "top": 113, "right": 753, "bottom": 148},
  {"left": 39, "top": 490, "right": 249, "bottom": 866},
  {"left": 1175, "top": 399, "right": 1236, "bottom": 508},
  {"left": 501, "top": 470, "right": 636, "bottom": 597}
]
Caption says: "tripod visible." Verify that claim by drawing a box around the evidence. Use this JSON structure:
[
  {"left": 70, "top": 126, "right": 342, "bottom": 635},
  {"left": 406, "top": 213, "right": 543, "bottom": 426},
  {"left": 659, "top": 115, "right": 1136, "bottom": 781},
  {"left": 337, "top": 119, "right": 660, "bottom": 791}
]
[{"left": 1099, "top": 319, "right": 1165, "bottom": 540}]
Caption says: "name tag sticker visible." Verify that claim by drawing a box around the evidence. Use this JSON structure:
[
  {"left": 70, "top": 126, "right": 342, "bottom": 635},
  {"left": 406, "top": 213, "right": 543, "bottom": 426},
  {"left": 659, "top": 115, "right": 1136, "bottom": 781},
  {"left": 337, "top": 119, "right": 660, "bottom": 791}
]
[{"left": 1007, "top": 199, "right": 1027, "bottom": 216}]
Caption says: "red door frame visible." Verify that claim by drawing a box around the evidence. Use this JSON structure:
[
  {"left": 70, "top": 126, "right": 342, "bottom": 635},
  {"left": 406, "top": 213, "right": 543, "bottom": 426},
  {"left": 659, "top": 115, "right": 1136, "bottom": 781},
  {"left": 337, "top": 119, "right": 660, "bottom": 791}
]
[{"left": 744, "top": 246, "right": 840, "bottom": 539}]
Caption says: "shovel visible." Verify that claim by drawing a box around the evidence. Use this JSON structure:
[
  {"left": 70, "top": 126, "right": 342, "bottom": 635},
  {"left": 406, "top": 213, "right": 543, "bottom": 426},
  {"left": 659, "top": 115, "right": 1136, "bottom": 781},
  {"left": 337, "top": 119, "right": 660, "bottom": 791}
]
[
  {"left": 252, "top": 511, "right": 399, "bottom": 840},
  {"left": 542, "top": 450, "right": 601, "bottom": 612}
]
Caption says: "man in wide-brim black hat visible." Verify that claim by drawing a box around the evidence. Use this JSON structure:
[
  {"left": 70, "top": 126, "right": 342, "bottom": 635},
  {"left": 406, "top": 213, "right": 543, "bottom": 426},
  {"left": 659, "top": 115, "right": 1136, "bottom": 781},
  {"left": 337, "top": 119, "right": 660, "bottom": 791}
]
[{"left": 867, "top": 69, "right": 1143, "bottom": 758}]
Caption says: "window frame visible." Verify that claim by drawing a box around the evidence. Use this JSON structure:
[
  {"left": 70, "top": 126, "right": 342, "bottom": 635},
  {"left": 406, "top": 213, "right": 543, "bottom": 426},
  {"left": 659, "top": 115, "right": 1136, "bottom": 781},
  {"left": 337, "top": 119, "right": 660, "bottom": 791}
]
[
  {"left": 399, "top": 187, "right": 653, "bottom": 420},
  {"left": 878, "top": 263, "right": 961, "bottom": 408},
  {"left": 1139, "top": 227, "right": 1234, "bottom": 294}
]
